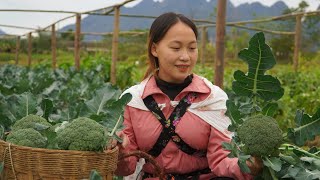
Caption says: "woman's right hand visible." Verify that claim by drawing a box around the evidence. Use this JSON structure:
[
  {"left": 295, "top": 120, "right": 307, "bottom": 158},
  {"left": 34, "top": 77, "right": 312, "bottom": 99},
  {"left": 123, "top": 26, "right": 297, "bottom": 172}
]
[{"left": 246, "top": 156, "right": 263, "bottom": 176}]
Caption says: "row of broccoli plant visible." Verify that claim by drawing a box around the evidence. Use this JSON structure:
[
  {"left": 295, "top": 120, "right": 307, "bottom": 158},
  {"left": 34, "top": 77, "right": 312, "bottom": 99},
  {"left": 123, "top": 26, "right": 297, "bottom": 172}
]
[
  {"left": 0, "top": 82, "right": 131, "bottom": 178},
  {"left": 223, "top": 32, "right": 320, "bottom": 180}
]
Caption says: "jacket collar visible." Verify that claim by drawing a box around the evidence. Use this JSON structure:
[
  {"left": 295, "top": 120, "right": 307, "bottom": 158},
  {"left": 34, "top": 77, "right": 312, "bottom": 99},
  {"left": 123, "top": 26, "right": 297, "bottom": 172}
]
[{"left": 142, "top": 74, "right": 211, "bottom": 99}]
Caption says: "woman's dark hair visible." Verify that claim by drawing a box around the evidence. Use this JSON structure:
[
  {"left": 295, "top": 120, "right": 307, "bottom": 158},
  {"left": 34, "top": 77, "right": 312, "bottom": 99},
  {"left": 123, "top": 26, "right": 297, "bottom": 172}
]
[{"left": 143, "top": 12, "right": 198, "bottom": 79}]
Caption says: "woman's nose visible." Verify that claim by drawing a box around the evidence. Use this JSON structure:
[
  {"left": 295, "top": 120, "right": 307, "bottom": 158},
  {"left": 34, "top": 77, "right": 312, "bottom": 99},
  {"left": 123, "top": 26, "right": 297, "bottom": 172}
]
[{"left": 179, "top": 50, "right": 190, "bottom": 61}]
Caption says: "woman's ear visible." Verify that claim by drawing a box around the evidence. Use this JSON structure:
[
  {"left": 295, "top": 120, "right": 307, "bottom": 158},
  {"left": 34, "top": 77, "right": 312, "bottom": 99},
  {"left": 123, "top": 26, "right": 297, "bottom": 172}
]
[{"left": 151, "top": 43, "right": 158, "bottom": 57}]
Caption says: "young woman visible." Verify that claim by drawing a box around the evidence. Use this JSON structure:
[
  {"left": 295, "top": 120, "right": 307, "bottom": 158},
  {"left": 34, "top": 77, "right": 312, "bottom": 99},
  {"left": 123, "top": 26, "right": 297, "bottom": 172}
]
[{"left": 113, "top": 12, "right": 262, "bottom": 180}]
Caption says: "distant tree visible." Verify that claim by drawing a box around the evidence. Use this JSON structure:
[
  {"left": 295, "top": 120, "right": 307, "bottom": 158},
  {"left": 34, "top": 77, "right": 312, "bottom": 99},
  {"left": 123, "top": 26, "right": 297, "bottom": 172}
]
[
  {"left": 33, "top": 31, "right": 51, "bottom": 53},
  {"left": 225, "top": 28, "right": 250, "bottom": 60},
  {"left": 60, "top": 28, "right": 84, "bottom": 41},
  {"left": 268, "top": 0, "right": 320, "bottom": 61}
]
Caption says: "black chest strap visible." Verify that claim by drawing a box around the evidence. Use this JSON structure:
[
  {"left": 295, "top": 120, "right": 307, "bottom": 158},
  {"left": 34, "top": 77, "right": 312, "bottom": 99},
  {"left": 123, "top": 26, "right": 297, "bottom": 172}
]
[{"left": 143, "top": 92, "right": 206, "bottom": 157}]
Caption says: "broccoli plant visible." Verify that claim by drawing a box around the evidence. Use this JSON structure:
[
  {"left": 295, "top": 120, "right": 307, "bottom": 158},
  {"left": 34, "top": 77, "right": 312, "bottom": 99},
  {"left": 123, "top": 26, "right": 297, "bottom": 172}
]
[{"left": 223, "top": 32, "right": 320, "bottom": 180}]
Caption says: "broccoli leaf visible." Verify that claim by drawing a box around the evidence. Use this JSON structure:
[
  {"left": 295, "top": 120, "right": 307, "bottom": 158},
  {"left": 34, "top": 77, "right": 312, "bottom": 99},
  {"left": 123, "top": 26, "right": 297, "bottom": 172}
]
[
  {"left": 232, "top": 32, "right": 284, "bottom": 102},
  {"left": 225, "top": 100, "right": 243, "bottom": 131},
  {"left": 106, "top": 93, "right": 132, "bottom": 127},
  {"left": 295, "top": 169, "right": 320, "bottom": 180},
  {"left": 263, "top": 157, "right": 282, "bottom": 172},
  {"left": 288, "top": 108, "right": 320, "bottom": 146},
  {"left": 300, "top": 157, "right": 320, "bottom": 170},
  {"left": 89, "top": 170, "right": 102, "bottom": 180},
  {"left": 262, "top": 103, "right": 278, "bottom": 117},
  {"left": 84, "top": 84, "right": 121, "bottom": 115},
  {"left": 0, "top": 98, "right": 15, "bottom": 131},
  {"left": 15, "top": 92, "right": 37, "bottom": 118}
]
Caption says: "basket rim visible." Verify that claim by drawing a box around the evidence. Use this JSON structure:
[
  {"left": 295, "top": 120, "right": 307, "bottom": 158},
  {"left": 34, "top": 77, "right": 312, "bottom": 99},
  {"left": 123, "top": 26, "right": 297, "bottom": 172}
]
[{"left": 0, "top": 139, "right": 117, "bottom": 155}]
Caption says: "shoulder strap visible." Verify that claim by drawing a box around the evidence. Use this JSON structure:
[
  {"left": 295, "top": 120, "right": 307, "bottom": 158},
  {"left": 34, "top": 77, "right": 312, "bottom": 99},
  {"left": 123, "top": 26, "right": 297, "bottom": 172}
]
[{"left": 143, "top": 93, "right": 205, "bottom": 157}]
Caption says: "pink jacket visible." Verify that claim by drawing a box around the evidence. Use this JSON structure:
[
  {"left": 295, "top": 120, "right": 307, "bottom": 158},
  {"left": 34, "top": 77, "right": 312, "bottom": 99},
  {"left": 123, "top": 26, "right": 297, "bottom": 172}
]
[{"left": 116, "top": 75, "right": 252, "bottom": 180}]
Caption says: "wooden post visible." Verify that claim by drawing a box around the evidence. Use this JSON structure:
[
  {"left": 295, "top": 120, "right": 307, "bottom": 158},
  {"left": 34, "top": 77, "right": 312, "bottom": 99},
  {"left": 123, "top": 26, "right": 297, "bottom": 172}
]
[
  {"left": 74, "top": 13, "right": 81, "bottom": 71},
  {"left": 28, "top": 32, "right": 32, "bottom": 67},
  {"left": 200, "top": 26, "right": 207, "bottom": 66},
  {"left": 15, "top": 36, "right": 20, "bottom": 65},
  {"left": 51, "top": 24, "right": 57, "bottom": 69},
  {"left": 293, "top": 15, "right": 302, "bottom": 72},
  {"left": 111, "top": 6, "right": 120, "bottom": 85},
  {"left": 214, "top": 0, "right": 227, "bottom": 89}
]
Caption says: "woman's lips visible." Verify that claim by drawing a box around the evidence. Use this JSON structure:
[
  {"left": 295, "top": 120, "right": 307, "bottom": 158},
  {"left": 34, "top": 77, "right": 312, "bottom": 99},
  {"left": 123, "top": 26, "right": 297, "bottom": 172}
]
[{"left": 176, "top": 65, "right": 189, "bottom": 72}]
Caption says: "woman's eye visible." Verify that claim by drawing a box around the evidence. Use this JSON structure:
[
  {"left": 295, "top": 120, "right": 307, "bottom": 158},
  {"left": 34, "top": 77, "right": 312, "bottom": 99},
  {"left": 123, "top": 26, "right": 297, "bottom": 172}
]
[{"left": 171, "top": 47, "right": 180, "bottom": 50}]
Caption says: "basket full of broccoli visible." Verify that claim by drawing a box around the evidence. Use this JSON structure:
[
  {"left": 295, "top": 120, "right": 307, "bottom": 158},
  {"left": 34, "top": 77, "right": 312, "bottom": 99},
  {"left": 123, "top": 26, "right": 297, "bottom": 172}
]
[{"left": 0, "top": 90, "right": 132, "bottom": 179}]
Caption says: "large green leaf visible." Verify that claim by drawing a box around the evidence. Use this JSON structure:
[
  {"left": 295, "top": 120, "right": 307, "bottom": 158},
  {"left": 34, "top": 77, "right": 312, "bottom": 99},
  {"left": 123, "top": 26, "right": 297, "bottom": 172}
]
[
  {"left": 12, "top": 92, "right": 38, "bottom": 119},
  {"left": 263, "top": 157, "right": 282, "bottom": 172},
  {"left": 233, "top": 32, "right": 284, "bottom": 101},
  {"left": 288, "top": 108, "right": 320, "bottom": 146},
  {"left": 104, "top": 93, "right": 132, "bottom": 131},
  {"left": 84, "top": 84, "right": 121, "bottom": 115}
]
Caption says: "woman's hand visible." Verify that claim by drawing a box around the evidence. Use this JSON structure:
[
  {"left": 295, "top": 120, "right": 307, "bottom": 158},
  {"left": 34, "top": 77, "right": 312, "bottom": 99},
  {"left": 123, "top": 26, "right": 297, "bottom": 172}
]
[
  {"left": 246, "top": 156, "right": 263, "bottom": 176},
  {"left": 108, "top": 131, "right": 129, "bottom": 150}
]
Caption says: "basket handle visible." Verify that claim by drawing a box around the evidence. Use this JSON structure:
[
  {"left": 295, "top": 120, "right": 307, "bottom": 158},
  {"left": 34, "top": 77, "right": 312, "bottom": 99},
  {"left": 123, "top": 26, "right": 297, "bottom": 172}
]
[{"left": 119, "top": 150, "right": 165, "bottom": 180}]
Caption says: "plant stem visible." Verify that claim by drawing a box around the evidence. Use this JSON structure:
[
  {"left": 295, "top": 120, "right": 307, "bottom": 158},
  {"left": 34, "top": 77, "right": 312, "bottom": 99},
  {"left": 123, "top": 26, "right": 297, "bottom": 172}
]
[
  {"left": 280, "top": 143, "right": 320, "bottom": 159},
  {"left": 109, "top": 115, "right": 122, "bottom": 137}
]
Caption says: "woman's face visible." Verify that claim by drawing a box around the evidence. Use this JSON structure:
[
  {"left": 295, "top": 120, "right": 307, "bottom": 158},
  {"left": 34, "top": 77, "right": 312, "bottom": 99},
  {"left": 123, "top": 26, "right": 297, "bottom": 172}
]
[{"left": 151, "top": 21, "right": 198, "bottom": 83}]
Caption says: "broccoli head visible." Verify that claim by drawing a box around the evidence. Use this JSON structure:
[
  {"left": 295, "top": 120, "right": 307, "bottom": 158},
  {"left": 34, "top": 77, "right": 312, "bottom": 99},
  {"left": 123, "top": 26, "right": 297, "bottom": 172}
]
[
  {"left": 6, "top": 128, "right": 47, "bottom": 148},
  {"left": 237, "top": 114, "right": 283, "bottom": 156},
  {"left": 56, "top": 117, "right": 108, "bottom": 151},
  {"left": 12, "top": 114, "right": 52, "bottom": 131}
]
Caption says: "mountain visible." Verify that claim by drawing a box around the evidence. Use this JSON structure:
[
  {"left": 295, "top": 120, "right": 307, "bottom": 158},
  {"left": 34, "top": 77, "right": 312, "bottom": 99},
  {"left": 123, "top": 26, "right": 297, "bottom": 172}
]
[
  {"left": 0, "top": 29, "right": 5, "bottom": 35},
  {"left": 60, "top": 0, "right": 289, "bottom": 41}
]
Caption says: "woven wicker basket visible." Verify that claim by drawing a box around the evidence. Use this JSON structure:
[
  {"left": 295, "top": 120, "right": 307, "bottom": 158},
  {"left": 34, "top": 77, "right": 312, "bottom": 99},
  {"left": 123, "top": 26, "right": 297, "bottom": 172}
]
[{"left": 0, "top": 140, "right": 118, "bottom": 180}]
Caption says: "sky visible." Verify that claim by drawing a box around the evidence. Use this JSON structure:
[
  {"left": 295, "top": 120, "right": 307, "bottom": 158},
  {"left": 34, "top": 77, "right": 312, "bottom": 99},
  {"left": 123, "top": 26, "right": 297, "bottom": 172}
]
[{"left": 0, "top": 0, "right": 319, "bottom": 36}]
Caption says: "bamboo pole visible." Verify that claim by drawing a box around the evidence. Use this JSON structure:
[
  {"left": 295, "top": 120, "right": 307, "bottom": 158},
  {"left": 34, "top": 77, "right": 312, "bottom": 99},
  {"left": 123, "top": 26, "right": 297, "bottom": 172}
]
[
  {"left": 83, "top": 0, "right": 135, "bottom": 14},
  {"left": 293, "top": 15, "right": 302, "bottom": 72},
  {"left": 74, "top": 13, "right": 81, "bottom": 71},
  {"left": 229, "top": 24, "right": 295, "bottom": 35},
  {"left": 0, "top": 9, "right": 78, "bottom": 14},
  {"left": 15, "top": 36, "right": 20, "bottom": 65},
  {"left": 51, "top": 24, "right": 57, "bottom": 69},
  {"left": 27, "top": 32, "right": 32, "bottom": 67},
  {"left": 56, "top": 30, "right": 147, "bottom": 36},
  {"left": 0, "top": 24, "right": 38, "bottom": 31},
  {"left": 200, "top": 26, "right": 207, "bottom": 66},
  {"left": 214, "top": 0, "right": 227, "bottom": 89},
  {"left": 111, "top": 6, "right": 120, "bottom": 85},
  {"left": 197, "top": 24, "right": 295, "bottom": 35}
]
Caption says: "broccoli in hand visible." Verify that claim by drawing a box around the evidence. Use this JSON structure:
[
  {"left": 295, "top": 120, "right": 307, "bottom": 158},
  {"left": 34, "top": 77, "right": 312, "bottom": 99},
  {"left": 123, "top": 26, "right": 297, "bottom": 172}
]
[
  {"left": 56, "top": 117, "right": 108, "bottom": 151},
  {"left": 237, "top": 114, "right": 283, "bottom": 156}
]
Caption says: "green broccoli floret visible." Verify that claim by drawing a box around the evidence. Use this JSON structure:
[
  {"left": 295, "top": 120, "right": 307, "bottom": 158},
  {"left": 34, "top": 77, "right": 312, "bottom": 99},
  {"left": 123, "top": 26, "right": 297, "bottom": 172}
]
[
  {"left": 6, "top": 128, "right": 47, "bottom": 148},
  {"left": 12, "top": 114, "right": 52, "bottom": 131},
  {"left": 237, "top": 114, "right": 283, "bottom": 156},
  {"left": 56, "top": 117, "right": 108, "bottom": 151}
]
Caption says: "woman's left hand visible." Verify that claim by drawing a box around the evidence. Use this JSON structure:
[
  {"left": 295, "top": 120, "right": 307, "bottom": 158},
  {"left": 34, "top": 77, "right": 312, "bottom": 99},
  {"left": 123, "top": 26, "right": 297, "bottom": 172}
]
[{"left": 108, "top": 131, "right": 129, "bottom": 150}]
